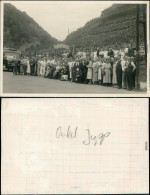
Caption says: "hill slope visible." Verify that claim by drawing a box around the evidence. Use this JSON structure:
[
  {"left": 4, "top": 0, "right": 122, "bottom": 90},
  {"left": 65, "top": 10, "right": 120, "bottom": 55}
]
[
  {"left": 64, "top": 4, "right": 145, "bottom": 49},
  {"left": 4, "top": 3, "right": 58, "bottom": 51}
]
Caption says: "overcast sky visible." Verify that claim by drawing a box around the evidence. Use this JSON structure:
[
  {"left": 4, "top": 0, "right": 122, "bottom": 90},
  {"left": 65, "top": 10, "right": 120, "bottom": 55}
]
[{"left": 10, "top": 1, "right": 113, "bottom": 41}]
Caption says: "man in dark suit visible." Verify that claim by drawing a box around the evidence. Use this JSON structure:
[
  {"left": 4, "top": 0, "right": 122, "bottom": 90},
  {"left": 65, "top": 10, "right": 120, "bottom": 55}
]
[
  {"left": 116, "top": 55, "right": 122, "bottom": 89},
  {"left": 72, "top": 59, "right": 77, "bottom": 82},
  {"left": 30, "top": 57, "right": 35, "bottom": 76},
  {"left": 108, "top": 47, "right": 114, "bottom": 58},
  {"left": 81, "top": 59, "right": 88, "bottom": 84},
  {"left": 75, "top": 59, "right": 82, "bottom": 83}
]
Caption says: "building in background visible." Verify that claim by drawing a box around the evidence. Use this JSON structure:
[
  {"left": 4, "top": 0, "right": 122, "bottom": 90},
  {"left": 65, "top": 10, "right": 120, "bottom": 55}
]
[{"left": 54, "top": 44, "right": 69, "bottom": 50}]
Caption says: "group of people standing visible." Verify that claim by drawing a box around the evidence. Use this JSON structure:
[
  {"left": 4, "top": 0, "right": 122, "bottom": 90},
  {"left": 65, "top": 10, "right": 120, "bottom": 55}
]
[{"left": 11, "top": 47, "right": 136, "bottom": 91}]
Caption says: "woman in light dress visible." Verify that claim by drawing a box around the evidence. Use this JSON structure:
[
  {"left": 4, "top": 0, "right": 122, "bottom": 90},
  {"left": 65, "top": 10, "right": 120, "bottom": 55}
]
[
  {"left": 39, "top": 60, "right": 43, "bottom": 77},
  {"left": 21, "top": 57, "right": 27, "bottom": 75},
  {"left": 112, "top": 57, "right": 117, "bottom": 87},
  {"left": 26, "top": 57, "right": 31, "bottom": 75},
  {"left": 93, "top": 51, "right": 97, "bottom": 59},
  {"left": 103, "top": 50, "right": 108, "bottom": 58},
  {"left": 90, "top": 50, "right": 94, "bottom": 59},
  {"left": 92, "top": 58, "right": 99, "bottom": 84},
  {"left": 87, "top": 58, "right": 93, "bottom": 84},
  {"left": 68, "top": 59, "right": 74, "bottom": 81},
  {"left": 102, "top": 57, "right": 112, "bottom": 86}
]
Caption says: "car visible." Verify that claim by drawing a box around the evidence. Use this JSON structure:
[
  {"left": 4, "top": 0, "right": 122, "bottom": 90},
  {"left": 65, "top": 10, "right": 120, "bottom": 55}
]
[{"left": 3, "top": 48, "right": 21, "bottom": 71}]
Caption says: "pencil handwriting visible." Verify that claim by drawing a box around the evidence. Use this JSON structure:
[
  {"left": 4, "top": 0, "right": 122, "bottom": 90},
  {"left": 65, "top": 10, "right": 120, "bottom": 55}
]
[{"left": 56, "top": 126, "right": 111, "bottom": 146}]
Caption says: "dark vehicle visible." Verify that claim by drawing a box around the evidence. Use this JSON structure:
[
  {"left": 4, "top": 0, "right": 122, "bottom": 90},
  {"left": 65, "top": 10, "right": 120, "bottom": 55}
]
[{"left": 3, "top": 48, "right": 21, "bottom": 71}]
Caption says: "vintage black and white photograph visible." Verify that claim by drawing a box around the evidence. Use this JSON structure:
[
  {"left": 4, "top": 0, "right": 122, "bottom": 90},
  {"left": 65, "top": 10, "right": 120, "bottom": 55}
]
[
  {"left": 1, "top": 98, "right": 149, "bottom": 194},
  {"left": 1, "top": 1, "right": 149, "bottom": 95}
]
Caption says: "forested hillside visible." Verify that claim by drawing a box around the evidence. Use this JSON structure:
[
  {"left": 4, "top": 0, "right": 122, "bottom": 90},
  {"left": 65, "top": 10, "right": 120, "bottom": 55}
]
[
  {"left": 4, "top": 3, "right": 58, "bottom": 51},
  {"left": 64, "top": 4, "right": 145, "bottom": 49}
]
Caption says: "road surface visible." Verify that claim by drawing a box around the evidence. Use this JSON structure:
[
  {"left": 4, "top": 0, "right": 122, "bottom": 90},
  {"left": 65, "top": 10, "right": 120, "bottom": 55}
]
[{"left": 3, "top": 72, "right": 145, "bottom": 94}]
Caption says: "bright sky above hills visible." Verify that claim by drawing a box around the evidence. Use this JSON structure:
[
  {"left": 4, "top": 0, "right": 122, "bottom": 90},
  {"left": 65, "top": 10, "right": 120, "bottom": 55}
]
[{"left": 10, "top": 1, "right": 113, "bottom": 41}]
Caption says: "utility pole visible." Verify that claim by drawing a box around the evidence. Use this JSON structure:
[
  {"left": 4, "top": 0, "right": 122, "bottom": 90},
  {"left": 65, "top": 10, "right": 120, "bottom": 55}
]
[
  {"left": 68, "top": 28, "right": 69, "bottom": 42},
  {"left": 135, "top": 4, "right": 140, "bottom": 90},
  {"left": 142, "top": 4, "right": 147, "bottom": 63},
  {"left": 139, "top": 4, "right": 147, "bottom": 62}
]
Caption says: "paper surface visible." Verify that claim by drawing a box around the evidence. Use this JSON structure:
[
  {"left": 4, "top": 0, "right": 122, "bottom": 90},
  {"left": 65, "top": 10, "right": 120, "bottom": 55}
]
[{"left": 1, "top": 98, "right": 149, "bottom": 194}]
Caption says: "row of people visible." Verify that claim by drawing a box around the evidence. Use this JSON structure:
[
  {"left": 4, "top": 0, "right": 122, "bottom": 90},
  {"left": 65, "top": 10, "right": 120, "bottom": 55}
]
[{"left": 12, "top": 54, "right": 136, "bottom": 91}]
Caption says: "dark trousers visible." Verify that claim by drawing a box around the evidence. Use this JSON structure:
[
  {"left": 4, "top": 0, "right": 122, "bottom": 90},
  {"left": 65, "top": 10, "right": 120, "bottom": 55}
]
[
  {"left": 23, "top": 65, "right": 27, "bottom": 75},
  {"left": 116, "top": 71, "right": 122, "bottom": 88},
  {"left": 17, "top": 66, "right": 20, "bottom": 75},
  {"left": 133, "top": 70, "right": 136, "bottom": 88},
  {"left": 72, "top": 72, "right": 76, "bottom": 82},
  {"left": 34, "top": 65, "right": 38, "bottom": 76},
  {"left": 122, "top": 72, "right": 128, "bottom": 88},
  {"left": 76, "top": 76, "right": 82, "bottom": 83},
  {"left": 49, "top": 70, "right": 54, "bottom": 79},
  {"left": 127, "top": 71, "right": 133, "bottom": 90},
  {"left": 30, "top": 65, "right": 35, "bottom": 75},
  {"left": 82, "top": 72, "right": 88, "bottom": 84}
]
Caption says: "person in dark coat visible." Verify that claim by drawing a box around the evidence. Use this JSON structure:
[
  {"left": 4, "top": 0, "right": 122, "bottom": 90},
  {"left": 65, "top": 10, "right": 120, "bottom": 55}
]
[
  {"left": 33, "top": 58, "right": 38, "bottom": 76},
  {"left": 81, "top": 60, "right": 88, "bottom": 84},
  {"left": 126, "top": 57, "right": 136, "bottom": 90},
  {"left": 110, "top": 57, "right": 114, "bottom": 85},
  {"left": 76, "top": 59, "right": 82, "bottom": 83},
  {"left": 108, "top": 47, "right": 114, "bottom": 58},
  {"left": 72, "top": 60, "right": 77, "bottom": 82},
  {"left": 30, "top": 57, "right": 35, "bottom": 76},
  {"left": 67, "top": 52, "right": 73, "bottom": 58},
  {"left": 49, "top": 65, "right": 54, "bottom": 79},
  {"left": 17, "top": 59, "right": 21, "bottom": 75},
  {"left": 116, "top": 55, "right": 122, "bottom": 89},
  {"left": 127, "top": 46, "right": 134, "bottom": 57},
  {"left": 97, "top": 47, "right": 100, "bottom": 57}
]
